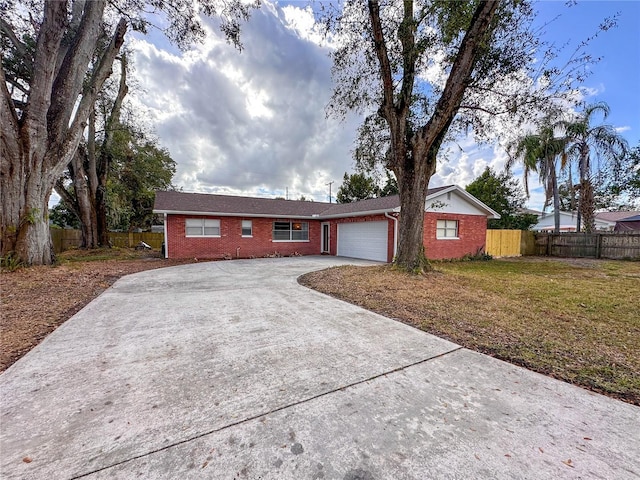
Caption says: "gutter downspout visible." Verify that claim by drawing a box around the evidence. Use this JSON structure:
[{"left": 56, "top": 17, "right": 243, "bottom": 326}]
[
  {"left": 385, "top": 211, "right": 398, "bottom": 260},
  {"left": 163, "top": 213, "right": 168, "bottom": 259}
]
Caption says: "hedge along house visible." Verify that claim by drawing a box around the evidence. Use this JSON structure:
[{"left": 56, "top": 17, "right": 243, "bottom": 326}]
[{"left": 153, "top": 185, "right": 499, "bottom": 262}]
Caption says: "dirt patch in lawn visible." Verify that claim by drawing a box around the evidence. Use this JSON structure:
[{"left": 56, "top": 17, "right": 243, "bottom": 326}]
[
  {"left": 299, "top": 258, "right": 640, "bottom": 406},
  {"left": 0, "top": 248, "right": 198, "bottom": 372}
]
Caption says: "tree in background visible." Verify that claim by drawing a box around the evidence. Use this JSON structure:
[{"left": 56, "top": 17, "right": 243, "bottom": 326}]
[
  {"left": 55, "top": 54, "right": 129, "bottom": 247},
  {"left": 1, "top": 0, "right": 255, "bottom": 265},
  {"left": 326, "top": 0, "right": 609, "bottom": 271},
  {"left": 52, "top": 126, "right": 176, "bottom": 232},
  {"left": 107, "top": 135, "right": 176, "bottom": 231},
  {"left": 379, "top": 171, "right": 399, "bottom": 197},
  {"left": 563, "top": 102, "right": 628, "bottom": 232},
  {"left": 593, "top": 141, "right": 640, "bottom": 210},
  {"left": 509, "top": 120, "right": 568, "bottom": 233},
  {"left": 336, "top": 172, "right": 379, "bottom": 203},
  {"left": 49, "top": 204, "right": 81, "bottom": 230},
  {"left": 465, "top": 167, "right": 537, "bottom": 230}
]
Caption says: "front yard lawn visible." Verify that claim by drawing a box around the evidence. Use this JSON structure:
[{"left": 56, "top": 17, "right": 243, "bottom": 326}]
[{"left": 299, "top": 257, "right": 640, "bottom": 405}]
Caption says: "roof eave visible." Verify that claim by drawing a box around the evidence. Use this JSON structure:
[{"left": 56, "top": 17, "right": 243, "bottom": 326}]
[
  {"left": 316, "top": 208, "right": 398, "bottom": 219},
  {"left": 425, "top": 185, "right": 501, "bottom": 219},
  {"left": 152, "top": 209, "right": 320, "bottom": 219}
]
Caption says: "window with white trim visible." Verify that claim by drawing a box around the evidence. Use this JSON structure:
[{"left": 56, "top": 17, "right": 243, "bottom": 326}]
[
  {"left": 185, "top": 218, "right": 220, "bottom": 237},
  {"left": 242, "top": 220, "right": 253, "bottom": 237},
  {"left": 272, "top": 221, "right": 309, "bottom": 241},
  {"left": 436, "top": 219, "right": 458, "bottom": 239}
]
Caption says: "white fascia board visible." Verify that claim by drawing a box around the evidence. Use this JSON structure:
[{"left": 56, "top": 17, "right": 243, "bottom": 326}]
[
  {"left": 425, "top": 185, "right": 501, "bottom": 219},
  {"left": 317, "top": 208, "right": 397, "bottom": 220}
]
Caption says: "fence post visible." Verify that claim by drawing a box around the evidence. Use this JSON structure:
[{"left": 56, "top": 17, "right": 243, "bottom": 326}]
[{"left": 596, "top": 233, "right": 602, "bottom": 259}]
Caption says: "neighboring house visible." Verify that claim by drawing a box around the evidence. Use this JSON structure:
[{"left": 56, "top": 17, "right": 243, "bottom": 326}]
[
  {"left": 595, "top": 211, "right": 640, "bottom": 231},
  {"left": 531, "top": 210, "right": 612, "bottom": 232},
  {"left": 614, "top": 214, "right": 640, "bottom": 232},
  {"left": 153, "top": 185, "right": 499, "bottom": 262}
]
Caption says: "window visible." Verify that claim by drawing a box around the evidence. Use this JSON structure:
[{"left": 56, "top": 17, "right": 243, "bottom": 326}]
[
  {"left": 242, "top": 220, "right": 253, "bottom": 237},
  {"left": 272, "top": 221, "right": 309, "bottom": 241},
  {"left": 185, "top": 218, "right": 220, "bottom": 237},
  {"left": 436, "top": 219, "right": 458, "bottom": 239}
]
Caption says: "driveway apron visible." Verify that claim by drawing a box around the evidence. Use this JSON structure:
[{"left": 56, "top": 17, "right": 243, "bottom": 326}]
[{"left": 1, "top": 257, "right": 638, "bottom": 479}]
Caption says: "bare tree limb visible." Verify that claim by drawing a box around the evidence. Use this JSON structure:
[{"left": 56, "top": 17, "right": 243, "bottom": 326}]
[
  {"left": 419, "top": 1, "right": 499, "bottom": 144},
  {"left": 51, "top": 17, "right": 127, "bottom": 179},
  {"left": 0, "top": 67, "right": 21, "bottom": 175},
  {"left": 367, "top": 0, "right": 394, "bottom": 121},
  {"left": 49, "top": 0, "right": 107, "bottom": 149},
  {"left": 22, "top": 0, "right": 67, "bottom": 134},
  {"left": 0, "top": 17, "right": 28, "bottom": 58}
]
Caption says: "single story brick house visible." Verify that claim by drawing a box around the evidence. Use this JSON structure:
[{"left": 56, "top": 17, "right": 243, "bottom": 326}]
[{"left": 153, "top": 185, "right": 499, "bottom": 262}]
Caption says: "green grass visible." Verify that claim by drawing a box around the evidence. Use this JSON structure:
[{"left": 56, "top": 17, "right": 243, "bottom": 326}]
[{"left": 300, "top": 258, "right": 640, "bottom": 405}]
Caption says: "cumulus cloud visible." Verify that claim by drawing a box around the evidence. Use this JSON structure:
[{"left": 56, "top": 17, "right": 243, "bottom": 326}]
[
  {"left": 124, "top": 1, "right": 549, "bottom": 207},
  {"left": 129, "top": 2, "right": 362, "bottom": 201}
]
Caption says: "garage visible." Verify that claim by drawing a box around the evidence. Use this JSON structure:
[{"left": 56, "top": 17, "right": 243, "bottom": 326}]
[{"left": 337, "top": 221, "right": 389, "bottom": 262}]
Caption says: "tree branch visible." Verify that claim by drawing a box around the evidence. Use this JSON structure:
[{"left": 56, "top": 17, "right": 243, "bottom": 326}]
[
  {"left": 49, "top": 0, "right": 107, "bottom": 149},
  {"left": 419, "top": 1, "right": 500, "bottom": 146},
  {"left": 22, "top": 0, "right": 67, "bottom": 135},
  {"left": 51, "top": 17, "right": 127, "bottom": 179},
  {"left": 0, "top": 67, "right": 21, "bottom": 175},
  {"left": 54, "top": 178, "right": 80, "bottom": 219},
  {"left": 0, "top": 17, "right": 28, "bottom": 58},
  {"left": 367, "top": 0, "right": 394, "bottom": 121}
]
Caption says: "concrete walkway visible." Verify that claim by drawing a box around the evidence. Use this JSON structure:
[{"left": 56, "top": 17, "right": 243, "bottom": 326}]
[{"left": 1, "top": 257, "right": 638, "bottom": 479}]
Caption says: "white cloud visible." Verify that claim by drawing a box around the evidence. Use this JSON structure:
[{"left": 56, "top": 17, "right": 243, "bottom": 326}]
[{"left": 122, "top": 1, "right": 551, "bottom": 209}]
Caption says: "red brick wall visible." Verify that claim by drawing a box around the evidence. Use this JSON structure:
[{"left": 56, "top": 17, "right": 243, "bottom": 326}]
[
  {"left": 423, "top": 212, "right": 487, "bottom": 260},
  {"left": 166, "top": 215, "right": 321, "bottom": 259},
  {"left": 328, "top": 215, "right": 395, "bottom": 262},
  {"left": 166, "top": 212, "right": 487, "bottom": 261}
]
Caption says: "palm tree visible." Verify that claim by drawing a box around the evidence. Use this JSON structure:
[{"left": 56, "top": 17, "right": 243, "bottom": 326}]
[
  {"left": 508, "top": 121, "right": 568, "bottom": 233},
  {"left": 563, "top": 102, "right": 629, "bottom": 232}
]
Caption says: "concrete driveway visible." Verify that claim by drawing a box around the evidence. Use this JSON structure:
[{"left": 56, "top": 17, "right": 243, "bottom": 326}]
[{"left": 1, "top": 257, "right": 639, "bottom": 479}]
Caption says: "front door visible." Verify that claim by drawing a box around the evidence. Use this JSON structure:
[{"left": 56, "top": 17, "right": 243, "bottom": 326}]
[{"left": 321, "top": 223, "right": 330, "bottom": 253}]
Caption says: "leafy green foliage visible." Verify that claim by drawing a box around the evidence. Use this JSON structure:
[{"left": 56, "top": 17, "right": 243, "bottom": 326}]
[
  {"left": 49, "top": 203, "right": 81, "bottom": 229},
  {"left": 107, "top": 130, "right": 177, "bottom": 231},
  {"left": 0, "top": 251, "right": 24, "bottom": 272},
  {"left": 465, "top": 167, "right": 537, "bottom": 230},
  {"left": 336, "top": 172, "right": 379, "bottom": 204},
  {"left": 562, "top": 102, "right": 629, "bottom": 231}
]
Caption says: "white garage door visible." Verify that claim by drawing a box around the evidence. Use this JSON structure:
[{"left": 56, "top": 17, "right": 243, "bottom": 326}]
[{"left": 337, "top": 221, "right": 388, "bottom": 262}]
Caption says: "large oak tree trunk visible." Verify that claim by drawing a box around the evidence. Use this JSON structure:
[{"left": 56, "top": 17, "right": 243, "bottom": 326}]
[
  {"left": 0, "top": 0, "right": 126, "bottom": 264},
  {"left": 367, "top": 0, "right": 499, "bottom": 272},
  {"left": 1, "top": 156, "right": 55, "bottom": 264},
  {"left": 394, "top": 159, "right": 435, "bottom": 271}
]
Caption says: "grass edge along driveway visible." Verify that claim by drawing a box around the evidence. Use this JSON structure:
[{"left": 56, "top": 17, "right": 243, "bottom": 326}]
[{"left": 299, "top": 257, "right": 640, "bottom": 406}]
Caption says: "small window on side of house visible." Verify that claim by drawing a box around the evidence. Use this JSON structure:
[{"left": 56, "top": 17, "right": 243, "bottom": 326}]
[
  {"left": 436, "top": 219, "right": 458, "bottom": 239},
  {"left": 242, "top": 220, "right": 253, "bottom": 237}
]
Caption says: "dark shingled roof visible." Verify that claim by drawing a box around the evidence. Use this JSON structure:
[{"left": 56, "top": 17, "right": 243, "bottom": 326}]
[{"left": 154, "top": 185, "right": 454, "bottom": 218}]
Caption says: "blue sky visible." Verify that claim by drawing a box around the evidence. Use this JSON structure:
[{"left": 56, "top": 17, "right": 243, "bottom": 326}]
[
  {"left": 118, "top": 0, "right": 639, "bottom": 209},
  {"left": 534, "top": 0, "right": 639, "bottom": 143}
]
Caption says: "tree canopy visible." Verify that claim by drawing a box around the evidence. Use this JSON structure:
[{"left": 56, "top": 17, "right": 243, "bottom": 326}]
[
  {"left": 465, "top": 167, "right": 537, "bottom": 230},
  {"left": 336, "top": 172, "right": 379, "bottom": 203},
  {"left": 1, "top": 0, "right": 256, "bottom": 265},
  {"left": 325, "top": 0, "right": 607, "bottom": 271}
]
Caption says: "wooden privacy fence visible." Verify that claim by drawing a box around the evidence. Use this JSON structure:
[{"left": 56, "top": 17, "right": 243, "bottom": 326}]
[
  {"left": 108, "top": 232, "right": 164, "bottom": 249},
  {"left": 534, "top": 233, "right": 640, "bottom": 259},
  {"left": 50, "top": 228, "right": 164, "bottom": 253},
  {"left": 485, "top": 230, "right": 536, "bottom": 257},
  {"left": 50, "top": 229, "right": 82, "bottom": 253}
]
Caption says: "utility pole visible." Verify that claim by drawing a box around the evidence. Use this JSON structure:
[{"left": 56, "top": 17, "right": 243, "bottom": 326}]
[{"left": 326, "top": 181, "right": 334, "bottom": 203}]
